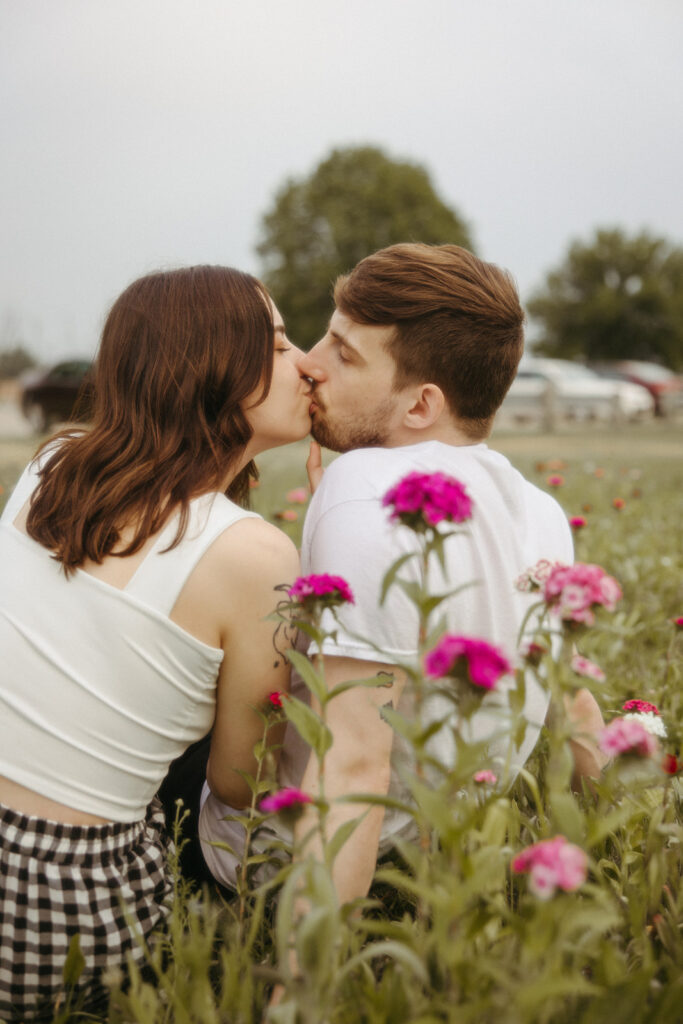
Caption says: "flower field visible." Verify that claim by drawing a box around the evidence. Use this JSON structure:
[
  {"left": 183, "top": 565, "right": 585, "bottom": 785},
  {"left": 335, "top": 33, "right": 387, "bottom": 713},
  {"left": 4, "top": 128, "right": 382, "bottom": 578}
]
[{"left": 1, "top": 424, "right": 682, "bottom": 1023}]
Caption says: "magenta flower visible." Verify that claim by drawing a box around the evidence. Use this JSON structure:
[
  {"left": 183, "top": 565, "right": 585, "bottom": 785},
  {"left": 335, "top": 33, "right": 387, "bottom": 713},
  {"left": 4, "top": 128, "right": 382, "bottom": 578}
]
[
  {"left": 547, "top": 474, "right": 565, "bottom": 487},
  {"left": 570, "top": 654, "right": 606, "bottom": 682},
  {"left": 268, "top": 691, "right": 284, "bottom": 709},
  {"left": 474, "top": 770, "right": 497, "bottom": 784},
  {"left": 259, "top": 788, "right": 312, "bottom": 814},
  {"left": 288, "top": 573, "right": 354, "bottom": 606},
  {"left": 424, "top": 635, "right": 512, "bottom": 690},
  {"left": 622, "top": 699, "right": 659, "bottom": 715},
  {"left": 599, "top": 717, "right": 659, "bottom": 759},
  {"left": 382, "top": 471, "right": 473, "bottom": 531},
  {"left": 512, "top": 836, "right": 587, "bottom": 899},
  {"left": 569, "top": 516, "right": 587, "bottom": 530},
  {"left": 542, "top": 562, "right": 622, "bottom": 626},
  {"left": 673, "top": 617, "right": 683, "bottom": 630}
]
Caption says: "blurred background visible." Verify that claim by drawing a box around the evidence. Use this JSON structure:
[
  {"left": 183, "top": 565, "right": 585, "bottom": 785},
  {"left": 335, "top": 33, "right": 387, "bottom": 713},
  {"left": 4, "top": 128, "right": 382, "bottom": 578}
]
[{"left": 1, "top": 0, "right": 682, "bottom": 437}]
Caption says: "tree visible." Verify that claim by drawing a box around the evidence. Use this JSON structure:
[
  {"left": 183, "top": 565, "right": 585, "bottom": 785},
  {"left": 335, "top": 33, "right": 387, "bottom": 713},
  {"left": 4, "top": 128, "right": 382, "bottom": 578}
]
[
  {"left": 256, "top": 146, "right": 473, "bottom": 348},
  {"left": 528, "top": 228, "right": 683, "bottom": 369},
  {"left": 0, "top": 345, "right": 36, "bottom": 378}
]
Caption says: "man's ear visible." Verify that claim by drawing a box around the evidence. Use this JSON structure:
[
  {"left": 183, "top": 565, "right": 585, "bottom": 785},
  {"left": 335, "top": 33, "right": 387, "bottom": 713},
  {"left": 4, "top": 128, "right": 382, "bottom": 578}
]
[{"left": 402, "top": 383, "right": 446, "bottom": 430}]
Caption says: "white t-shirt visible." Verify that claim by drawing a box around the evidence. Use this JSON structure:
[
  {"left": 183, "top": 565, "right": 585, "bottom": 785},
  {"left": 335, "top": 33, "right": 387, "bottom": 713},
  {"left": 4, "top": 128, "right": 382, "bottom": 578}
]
[{"left": 200, "top": 441, "right": 573, "bottom": 888}]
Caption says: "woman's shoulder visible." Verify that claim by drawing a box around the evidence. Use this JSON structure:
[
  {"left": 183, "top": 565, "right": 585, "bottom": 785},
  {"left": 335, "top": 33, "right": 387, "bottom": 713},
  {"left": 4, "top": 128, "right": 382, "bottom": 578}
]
[{"left": 206, "top": 515, "right": 299, "bottom": 578}]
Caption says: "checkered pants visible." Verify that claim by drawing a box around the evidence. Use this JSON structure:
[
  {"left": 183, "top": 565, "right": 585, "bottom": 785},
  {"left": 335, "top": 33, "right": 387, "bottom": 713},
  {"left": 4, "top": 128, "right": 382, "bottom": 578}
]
[{"left": 0, "top": 797, "right": 172, "bottom": 1019}]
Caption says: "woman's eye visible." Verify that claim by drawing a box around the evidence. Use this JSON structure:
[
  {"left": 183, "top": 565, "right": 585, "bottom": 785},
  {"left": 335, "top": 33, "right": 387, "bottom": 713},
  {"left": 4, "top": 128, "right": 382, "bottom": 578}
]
[{"left": 337, "top": 348, "right": 350, "bottom": 363}]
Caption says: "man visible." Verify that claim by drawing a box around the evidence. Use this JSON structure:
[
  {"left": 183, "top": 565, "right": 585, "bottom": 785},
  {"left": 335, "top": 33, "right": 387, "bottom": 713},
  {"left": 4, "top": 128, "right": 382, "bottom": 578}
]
[{"left": 199, "top": 243, "right": 605, "bottom": 901}]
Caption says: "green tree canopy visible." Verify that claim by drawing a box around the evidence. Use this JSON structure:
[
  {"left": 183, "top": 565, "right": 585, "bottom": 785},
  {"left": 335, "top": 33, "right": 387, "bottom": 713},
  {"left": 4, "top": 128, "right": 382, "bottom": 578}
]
[
  {"left": 0, "top": 344, "right": 36, "bottom": 379},
  {"left": 528, "top": 228, "right": 683, "bottom": 370},
  {"left": 256, "top": 145, "right": 473, "bottom": 348}
]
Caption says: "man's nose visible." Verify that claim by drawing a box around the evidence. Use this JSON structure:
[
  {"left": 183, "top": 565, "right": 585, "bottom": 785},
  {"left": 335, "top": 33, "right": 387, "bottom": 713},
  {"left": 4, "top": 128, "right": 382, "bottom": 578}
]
[{"left": 298, "top": 343, "right": 326, "bottom": 382}]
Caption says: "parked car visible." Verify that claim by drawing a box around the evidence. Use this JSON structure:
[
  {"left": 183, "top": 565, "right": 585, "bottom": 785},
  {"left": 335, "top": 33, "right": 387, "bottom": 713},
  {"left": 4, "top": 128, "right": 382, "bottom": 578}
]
[
  {"left": 501, "top": 357, "right": 655, "bottom": 423},
  {"left": 20, "top": 359, "right": 93, "bottom": 433},
  {"left": 590, "top": 360, "right": 683, "bottom": 417}
]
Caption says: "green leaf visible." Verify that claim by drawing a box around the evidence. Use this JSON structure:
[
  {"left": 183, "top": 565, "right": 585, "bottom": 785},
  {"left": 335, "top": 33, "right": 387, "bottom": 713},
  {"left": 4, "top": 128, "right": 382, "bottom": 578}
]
[
  {"left": 62, "top": 932, "right": 86, "bottom": 987},
  {"left": 286, "top": 648, "right": 327, "bottom": 703},
  {"left": 380, "top": 551, "right": 418, "bottom": 605},
  {"left": 282, "top": 695, "right": 332, "bottom": 759}
]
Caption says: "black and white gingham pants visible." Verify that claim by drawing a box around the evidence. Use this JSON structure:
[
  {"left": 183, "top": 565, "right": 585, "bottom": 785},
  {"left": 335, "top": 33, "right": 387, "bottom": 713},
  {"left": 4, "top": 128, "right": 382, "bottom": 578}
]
[{"left": 0, "top": 797, "right": 172, "bottom": 1019}]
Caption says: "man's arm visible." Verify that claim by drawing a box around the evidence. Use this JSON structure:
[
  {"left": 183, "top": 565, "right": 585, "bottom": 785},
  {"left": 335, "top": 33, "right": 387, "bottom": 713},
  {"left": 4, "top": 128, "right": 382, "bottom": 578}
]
[{"left": 294, "top": 655, "right": 406, "bottom": 904}]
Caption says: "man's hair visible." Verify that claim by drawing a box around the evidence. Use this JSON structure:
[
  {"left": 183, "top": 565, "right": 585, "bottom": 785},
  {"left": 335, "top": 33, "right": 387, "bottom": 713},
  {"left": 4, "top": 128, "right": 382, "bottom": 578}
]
[
  {"left": 27, "top": 265, "right": 274, "bottom": 572},
  {"left": 334, "top": 243, "right": 524, "bottom": 437}
]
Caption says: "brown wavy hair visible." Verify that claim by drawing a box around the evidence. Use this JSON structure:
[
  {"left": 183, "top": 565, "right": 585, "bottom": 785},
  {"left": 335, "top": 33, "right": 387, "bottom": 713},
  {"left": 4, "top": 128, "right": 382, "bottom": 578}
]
[
  {"left": 334, "top": 243, "right": 525, "bottom": 438},
  {"left": 27, "top": 265, "right": 274, "bottom": 573}
]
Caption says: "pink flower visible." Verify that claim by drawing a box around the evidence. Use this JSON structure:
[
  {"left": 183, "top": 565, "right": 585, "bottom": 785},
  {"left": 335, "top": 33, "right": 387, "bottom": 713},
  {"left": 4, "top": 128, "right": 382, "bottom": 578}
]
[
  {"left": 622, "top": 699, "right": 659, "bottom": 715},
  {"left": 547, "top": 474, "right": 565, "bottom": 487},
  {"left": 520, "top": 641, "right": 548, "bottom": 667},
  {"left": 570, "top": 654, "right": 606, "bottom": 682},
  {"left": 286, "top": 488, "right": 309, "bottom": 504},
  {"left": 599, "top": 717, "right": 659, "bottom": 759},
  {"left": 424, "top": 635, "right": 512, "bottom": 690},
  {"left": 268, "top": 691, "right": 284, "bottom": 709},
  {"left": 288, "top": 574, "right": 354, "bottom": 606},
  {"left": 382, "top": 472, "right": 473, "bottom": 530},
  {"left": 542, "top": 563, "right": 622, "bottom": 626},
  {"left": 259, "top": 788, "right": 312, "bottom": 814},
  {"left": 612, "top": 497, "right": 625, "bottom": 510},
  {"left": 673, "top": 617, "right": 683, "bottom": 630},
  {"left": 569, "top": 516, "right": 587, "bottom": 530},
  {"left": 474, "top": 770, "right": 497, "bottom": 784},
  {"left": 512, "top": 836, "right": 587, "bottom": 899},
  {"left": 275, "top": 509, "right": 298, "bottom": 522},
  {"left": 662, "top": 754, "right": 678, "bottom": 775}
]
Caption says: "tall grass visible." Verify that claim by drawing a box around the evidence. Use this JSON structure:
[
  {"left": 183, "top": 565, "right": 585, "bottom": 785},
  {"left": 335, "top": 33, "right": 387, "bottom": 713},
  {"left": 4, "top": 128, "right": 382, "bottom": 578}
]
[{"left": 1, "top": 426, "right": 681, "bottom": 1022}]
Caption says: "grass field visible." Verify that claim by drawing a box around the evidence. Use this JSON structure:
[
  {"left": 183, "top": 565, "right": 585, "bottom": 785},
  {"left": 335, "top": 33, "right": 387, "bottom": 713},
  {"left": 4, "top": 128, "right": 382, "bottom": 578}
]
[{"left": 1, "top": 419, "right": 682, "bottom": 1022}]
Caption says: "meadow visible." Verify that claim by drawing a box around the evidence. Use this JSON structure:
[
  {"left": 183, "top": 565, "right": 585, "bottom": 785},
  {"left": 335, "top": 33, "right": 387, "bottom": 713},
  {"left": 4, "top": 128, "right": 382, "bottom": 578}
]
[{"left": 0, "top": 420, "right": 681, "bottom": 1024}]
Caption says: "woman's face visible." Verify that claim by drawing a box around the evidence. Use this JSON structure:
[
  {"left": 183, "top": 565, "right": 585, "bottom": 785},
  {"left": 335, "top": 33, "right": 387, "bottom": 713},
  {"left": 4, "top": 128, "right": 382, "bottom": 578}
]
[{"left": 242, "top": 302, "right": 312, "bottom": 456}]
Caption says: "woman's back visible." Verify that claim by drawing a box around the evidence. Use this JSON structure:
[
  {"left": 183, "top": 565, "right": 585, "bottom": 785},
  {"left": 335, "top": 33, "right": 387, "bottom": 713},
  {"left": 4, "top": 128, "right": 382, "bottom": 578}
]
[{"left": 0, "top": 459, "right": 260, "bottom": 822}]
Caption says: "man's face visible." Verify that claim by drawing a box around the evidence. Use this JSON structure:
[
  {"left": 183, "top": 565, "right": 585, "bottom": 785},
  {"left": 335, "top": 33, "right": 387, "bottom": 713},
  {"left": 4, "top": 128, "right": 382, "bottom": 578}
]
[{"left": 298, "top": 310, "right": 403, "bottom": 452}]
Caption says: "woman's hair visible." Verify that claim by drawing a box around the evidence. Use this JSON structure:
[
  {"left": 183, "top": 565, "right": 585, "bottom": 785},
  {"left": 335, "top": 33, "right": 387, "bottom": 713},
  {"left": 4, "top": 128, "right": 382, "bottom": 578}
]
[
  {"left": 334, "top": 243, "right": 525, "bottom": 439},
  {"left": 27, "top": 265, "right": 274, "bottom": 573}
]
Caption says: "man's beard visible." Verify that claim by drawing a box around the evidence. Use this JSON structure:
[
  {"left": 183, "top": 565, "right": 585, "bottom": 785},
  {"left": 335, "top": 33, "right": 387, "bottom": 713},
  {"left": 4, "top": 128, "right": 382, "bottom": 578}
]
[{"left": 310, "top": 398, "right": 396, "bottom": 453}]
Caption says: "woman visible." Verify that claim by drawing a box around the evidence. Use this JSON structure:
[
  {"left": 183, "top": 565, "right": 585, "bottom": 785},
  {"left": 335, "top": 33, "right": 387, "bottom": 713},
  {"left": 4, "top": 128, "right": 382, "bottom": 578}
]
[{"left": 0, "top": 265, "right": 311, "bottom": 1016}]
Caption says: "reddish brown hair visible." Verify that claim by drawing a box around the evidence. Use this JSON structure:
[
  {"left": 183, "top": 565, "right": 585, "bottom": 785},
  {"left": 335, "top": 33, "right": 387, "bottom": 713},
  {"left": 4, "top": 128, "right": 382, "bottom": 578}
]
[
  {"left": 27, "top": 265, "right": 274, "bottom": 572},
  {"left": 334, "top": 243, "right": 524, "bottom": 437}
]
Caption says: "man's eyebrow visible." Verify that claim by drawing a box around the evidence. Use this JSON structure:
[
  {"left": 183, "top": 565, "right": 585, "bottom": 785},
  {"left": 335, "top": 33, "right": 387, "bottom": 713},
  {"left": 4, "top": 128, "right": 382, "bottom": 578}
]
[{"left": 330, "top": 328, "right": 363, "bottom": 360}]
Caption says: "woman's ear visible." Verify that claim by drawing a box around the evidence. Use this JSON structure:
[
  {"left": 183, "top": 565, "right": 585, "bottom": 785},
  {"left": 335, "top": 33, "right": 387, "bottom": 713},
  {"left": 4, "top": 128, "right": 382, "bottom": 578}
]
[{"left": 402, "top": 383, "right": 446, "bottom": 430}]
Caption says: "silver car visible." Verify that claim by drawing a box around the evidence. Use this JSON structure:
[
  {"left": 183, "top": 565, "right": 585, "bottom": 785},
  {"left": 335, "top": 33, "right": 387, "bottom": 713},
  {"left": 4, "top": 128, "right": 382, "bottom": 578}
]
[{"left": 502, "top": 357, "right": 655, "bottom": 423}]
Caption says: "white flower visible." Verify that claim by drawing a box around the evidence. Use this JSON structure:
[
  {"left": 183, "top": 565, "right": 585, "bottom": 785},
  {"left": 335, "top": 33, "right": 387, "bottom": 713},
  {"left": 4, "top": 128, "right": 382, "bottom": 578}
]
[{"left": 623, "top": 711, "right": 667, "bottom": 739}]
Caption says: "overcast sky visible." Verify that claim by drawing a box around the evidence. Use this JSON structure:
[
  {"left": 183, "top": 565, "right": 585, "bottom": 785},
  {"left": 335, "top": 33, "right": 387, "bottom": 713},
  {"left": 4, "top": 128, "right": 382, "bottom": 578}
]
[{"left": 1, "top": 0, "right": 681, "bottom": 361}]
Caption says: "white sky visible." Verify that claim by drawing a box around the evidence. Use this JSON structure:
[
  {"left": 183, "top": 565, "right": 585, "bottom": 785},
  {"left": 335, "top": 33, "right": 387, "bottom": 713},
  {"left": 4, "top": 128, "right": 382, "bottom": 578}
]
[{"left": 1, "top": 0, "right": 681, "bottom": 361}]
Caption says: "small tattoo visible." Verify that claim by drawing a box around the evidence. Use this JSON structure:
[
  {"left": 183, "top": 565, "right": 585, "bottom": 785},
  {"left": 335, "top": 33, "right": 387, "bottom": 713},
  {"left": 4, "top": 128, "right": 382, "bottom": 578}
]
[
  {"left": 271, "top": 583, "right": 299, "bottom": 668},
  {"left": 376, "top": 671, "right": 394, "bottom": 689}
]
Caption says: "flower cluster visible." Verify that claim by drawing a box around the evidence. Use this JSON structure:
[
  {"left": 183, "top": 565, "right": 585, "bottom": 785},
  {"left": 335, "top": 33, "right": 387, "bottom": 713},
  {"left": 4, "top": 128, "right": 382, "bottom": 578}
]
[
  {"left": 512, "top": 835, "right": 587, "bottom": 900},
  {"left": 268, "top": 691, "right": 284, "bottom": 710},
  {"left": 599, "top": 717, "right": 659, "bottom": 759},
  {"left": 287, "top": 573, "right": 354, "bottom": 608},
  {"left": 260, "top": 787, "right": 312, "bottom": 814},
  {"left": 542, "top": 562, "right": 622, "bottom": 626},
  {"left": 473, "top": 769, "right": 497, "bottom": 785},
  {"left": 569, "top": 516, "right": 587, "bottom": 531},
  {"left": 424, "top": 635, "right": 512, "bottom": 691},
  {"left": 621, "top": 699, "right": 667, "bottom": 739},
  {"left": 514, "top": 558, "right": 565, "bottom": 593},
  {"left": 382, "top": 471, "right": 473, "bottom": 530},
  {"left": 570, "top": 654, "right": 606, "bottom": 682},
  {"left": 622, "top": 698, "right": 659, "bottom": 715}
]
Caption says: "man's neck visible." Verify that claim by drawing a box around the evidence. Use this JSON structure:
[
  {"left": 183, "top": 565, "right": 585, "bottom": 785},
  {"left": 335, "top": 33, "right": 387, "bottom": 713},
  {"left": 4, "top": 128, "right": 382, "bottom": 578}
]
[{"left": 386, "top": 420, "right": 488, "bottom": 449}]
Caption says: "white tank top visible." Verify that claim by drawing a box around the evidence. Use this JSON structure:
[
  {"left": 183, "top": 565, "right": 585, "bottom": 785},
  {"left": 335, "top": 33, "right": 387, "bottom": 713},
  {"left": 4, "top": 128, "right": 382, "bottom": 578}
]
[{"left": 0, "top": 457, "right": 259, "bottom": 822}]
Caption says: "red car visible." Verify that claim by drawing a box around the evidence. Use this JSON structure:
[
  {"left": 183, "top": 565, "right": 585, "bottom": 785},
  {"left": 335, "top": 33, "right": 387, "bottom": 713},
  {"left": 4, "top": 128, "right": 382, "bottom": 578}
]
[{"left": 591, "top": 360, "right": 683, "bottom": 417}]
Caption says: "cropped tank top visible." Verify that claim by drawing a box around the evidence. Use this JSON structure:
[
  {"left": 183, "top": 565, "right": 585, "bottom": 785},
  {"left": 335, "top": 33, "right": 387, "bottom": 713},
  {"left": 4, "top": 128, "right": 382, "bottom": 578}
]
[{"left": 0, "top": 456, "right": 259, "bottom": 822}]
